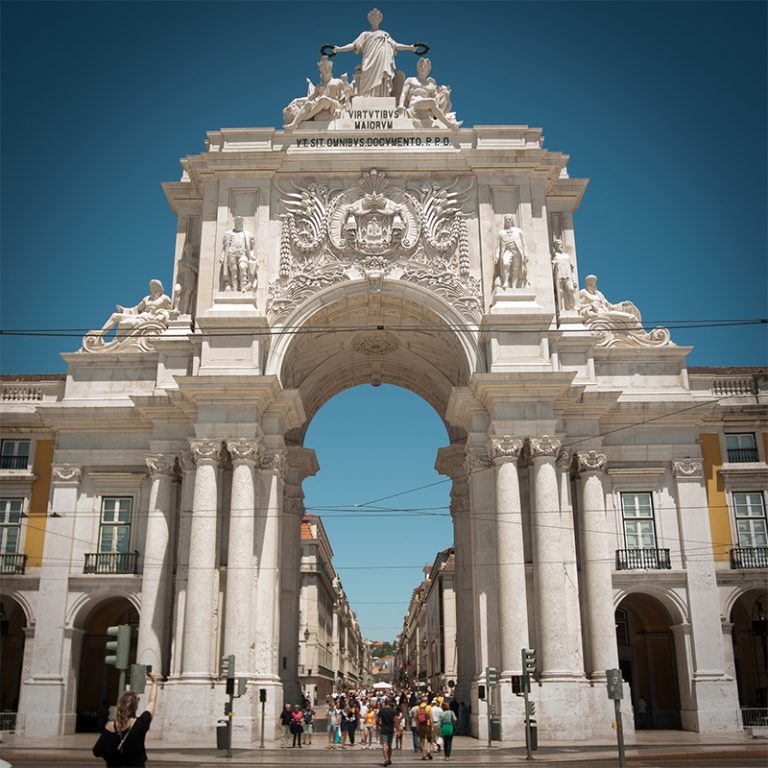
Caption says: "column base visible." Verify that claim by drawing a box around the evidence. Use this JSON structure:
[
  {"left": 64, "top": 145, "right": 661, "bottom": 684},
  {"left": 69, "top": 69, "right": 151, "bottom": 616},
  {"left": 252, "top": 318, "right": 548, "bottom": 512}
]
[
  {"left": 20, "top": 677, "right": 69, "bottom": 737},
  {"left": 681, "top": 676, "right": 740, "bottom": 733}
]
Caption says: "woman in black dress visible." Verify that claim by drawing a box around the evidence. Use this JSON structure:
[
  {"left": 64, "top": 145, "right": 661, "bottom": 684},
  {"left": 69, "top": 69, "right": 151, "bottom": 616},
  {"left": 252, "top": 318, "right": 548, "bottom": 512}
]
[{"left": 93, "top": 672, "right": 161, "bottom": 767}]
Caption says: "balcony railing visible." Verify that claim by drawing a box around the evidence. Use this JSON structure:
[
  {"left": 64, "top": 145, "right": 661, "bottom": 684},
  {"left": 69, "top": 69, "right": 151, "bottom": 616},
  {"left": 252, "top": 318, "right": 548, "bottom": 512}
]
[
  {"left": 0, "top": 553, "right": 28, "bottom": 575},
  {"left": 84, "top": 551, "right": 140, "bottom": 575},
  {"left": 615, "top": 548, "right": 671, "bottom": 570},
  {"left": 726, "top": 448, "right": 759, "bottom": 463},
  {"left": 730, "top": 547, "right": 768, "bottom": 569},
  {"left": 741, "top": 707, "right": 768, "bottom": 727},
  {"left": 0, "top": 455, "right": 29, "bottom": 469}
]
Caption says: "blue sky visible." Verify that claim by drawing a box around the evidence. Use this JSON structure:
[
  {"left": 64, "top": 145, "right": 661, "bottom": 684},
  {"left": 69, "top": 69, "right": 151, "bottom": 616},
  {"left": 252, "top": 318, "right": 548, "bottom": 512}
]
[{"left": 1, "top": 1, "right": 766, "bottom": 639}]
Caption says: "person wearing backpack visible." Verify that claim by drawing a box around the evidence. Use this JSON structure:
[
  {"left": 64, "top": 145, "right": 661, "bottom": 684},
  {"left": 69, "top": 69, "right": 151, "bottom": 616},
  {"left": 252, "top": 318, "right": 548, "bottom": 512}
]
[{"left": 414, "top": 696, "right": 433, "bottom": 760}]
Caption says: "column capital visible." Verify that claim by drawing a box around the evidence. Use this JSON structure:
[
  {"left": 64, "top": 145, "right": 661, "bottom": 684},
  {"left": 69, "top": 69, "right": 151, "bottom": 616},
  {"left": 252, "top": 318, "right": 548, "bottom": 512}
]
[
  {"left": 51, "top": 464, "right": 81, "bottom": 484},
  {"left": 556, "top": 446, "right": 574, "bottom": 471},
  {"left": 489, "top": 435, "right": 524, "bottom": 465},
  {"left": 178, "top": 449, "right": 196, "bottom": 473},
  {"left": 672, "top": 459, "right": 703, "bottom": 480},
  {"left": 145, "top": 453, "right": 176, "bottom": 478},
  {"left": 260, "top": 448, "right": 287, "bottom": 477},
  {"left": 575, "top": 450, "right": 607, "bottom": 475},
  {"left": 465, "top": 446, "right": 492, "bottom": 473},
  {"left": 188, "top": 438, "right": 223, "bottom": 465},
  {"left": 529, "top": 435, "right": 561, "bottom": 460},
  {"left": 227, "top": 437, "right": 262, "bottom": 464}
]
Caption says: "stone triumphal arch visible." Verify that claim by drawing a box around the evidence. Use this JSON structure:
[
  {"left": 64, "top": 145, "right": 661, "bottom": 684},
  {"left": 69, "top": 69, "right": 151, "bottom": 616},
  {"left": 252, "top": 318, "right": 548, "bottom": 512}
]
[{"left": 11, "top": 8, "right": 744, "bottom": 744}]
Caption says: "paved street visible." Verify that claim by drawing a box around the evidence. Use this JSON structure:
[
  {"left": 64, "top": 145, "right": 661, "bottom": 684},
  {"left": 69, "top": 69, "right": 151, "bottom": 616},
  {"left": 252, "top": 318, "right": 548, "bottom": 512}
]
[{"left": 1, "top": 732, "right": 766, "bottom": 767}]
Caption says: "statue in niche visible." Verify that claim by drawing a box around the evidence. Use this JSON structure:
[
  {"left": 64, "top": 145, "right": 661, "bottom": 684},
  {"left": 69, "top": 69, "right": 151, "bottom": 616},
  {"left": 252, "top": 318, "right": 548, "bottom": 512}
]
[
  {"left": 332, "top": 8, "right": 418, "bottom": 98},
  {"left": 551, "top": 238, "right": 578, "bottom": 311},
  {"left": 401, "top": 57, "right": 462, "bottom": 129},
  {"left": 85, "top": 279, "right": 171, "bottom": 350},
  {"left": 221, "top": 216, "right": 256, "bottom": 292},
  {"left": 283, "top": 57, "right": 352, "bottom": 129},
  {"left": 173, "top": 242, "right": 199, "bottom": 315},
  {"left": 494, "top": 214, "right": 528, "bottom": 289}
]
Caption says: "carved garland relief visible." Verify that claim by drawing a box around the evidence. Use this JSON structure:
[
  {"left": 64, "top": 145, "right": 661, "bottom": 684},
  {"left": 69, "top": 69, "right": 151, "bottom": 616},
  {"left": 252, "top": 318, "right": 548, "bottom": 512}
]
[{"left": 268, "top": 170, "right": 480, "bottom": 324}]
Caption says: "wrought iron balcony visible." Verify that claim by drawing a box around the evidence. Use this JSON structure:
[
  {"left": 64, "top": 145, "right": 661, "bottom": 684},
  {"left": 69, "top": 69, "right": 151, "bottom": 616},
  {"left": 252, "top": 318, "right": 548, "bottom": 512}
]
[
  {"left": 726, "top": 447, "right": 759, "bottom": 463},
  {"left": 615, "top": 548, "right": 671, "bottom": 570},
  {"left": 83, "top": 551, "right": 140, "bottom": 575},
  {"left": 0, "top": 455, "right": 29, "bottom": 469},
  {"left": 730, "top": 546, "right": 768, "bottom": 569},
  {"left": 0, "top": 553, "right": 28, "bottom": 574}
]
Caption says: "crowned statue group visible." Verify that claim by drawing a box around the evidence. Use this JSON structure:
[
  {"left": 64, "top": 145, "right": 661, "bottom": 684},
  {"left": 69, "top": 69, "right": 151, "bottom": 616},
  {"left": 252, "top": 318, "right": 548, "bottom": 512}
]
[{"left": 283, "top": 8, "right": 462, "bottom": 130}]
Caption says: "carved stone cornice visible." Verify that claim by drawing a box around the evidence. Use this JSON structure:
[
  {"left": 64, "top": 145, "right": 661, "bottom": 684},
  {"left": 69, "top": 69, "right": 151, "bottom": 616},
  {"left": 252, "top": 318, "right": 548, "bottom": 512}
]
[
  {"left": 188, "top": 438, "right": 223, "bottom": 465},
  {"left": 51, "top": 464, "right": 81, "bottom": 484},
  {"left": 145, "top": 454, "right": 176, "bottom": 478},
  {"left": 465, "top": 447, "right": 492, "bottom": 474},
  {"left": 489, "top": 435, "right": 524, "bottom": 464},
  {"left": 575, "top": 450, "right": 608, "bottom": 475},
  {"left": 529, "top": 435, "right": 562, "bottom": 460},
  {"left": 227, "top": 438, "right": 262, "bottom": 464},
  {"left": 261, "top": 449, "right": 287, "bottom": 477},
  {"left": 672, "top": 459, "right": 703, "bottom": 480},
  {"left": 556, "top": 447, "right": 574, "bottom": 472}
]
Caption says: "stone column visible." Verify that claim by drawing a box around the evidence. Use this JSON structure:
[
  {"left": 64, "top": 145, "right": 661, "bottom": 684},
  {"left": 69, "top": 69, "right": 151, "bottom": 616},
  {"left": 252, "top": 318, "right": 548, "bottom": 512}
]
[
  {"left": 253, "top": 448, "right": 286, "bottom": 682},
  {"left": 137, "top": 453, "right": 176, "bottom": 673},
  {"left": 181, "top": 438, "right": 222, "bottom": 677},
  {"left": 530, "top": 435, "right": 569, "bottom": 675},
  {"left": 223, "top": 438, "right": 260, "bottom": 676},
  {"left": 576, "top": 450, "right": 618, "bottom": 678},
  {"left": 450, "top": 480, "right": 476, "bottom": 703},
  {"left": 555, "top": 447, "right": 585, "bottom": 675},
  {"left": 489, "top": 435, "right": 528, "bottom": 677},
  {"left": 24, "top": 464, "right": 81, "bottom": 736},
  {"left": 672, "top": 459, "right": 740, "bottom": 730},
  {"left": 170, "top": 450, "right": 195, "bottom": 677}
]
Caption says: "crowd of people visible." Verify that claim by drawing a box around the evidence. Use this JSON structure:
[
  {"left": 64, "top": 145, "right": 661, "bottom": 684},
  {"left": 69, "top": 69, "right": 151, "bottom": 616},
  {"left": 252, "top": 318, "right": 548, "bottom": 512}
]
[{"left": 279, "top": 687, "right": 470, "bottom": 762}]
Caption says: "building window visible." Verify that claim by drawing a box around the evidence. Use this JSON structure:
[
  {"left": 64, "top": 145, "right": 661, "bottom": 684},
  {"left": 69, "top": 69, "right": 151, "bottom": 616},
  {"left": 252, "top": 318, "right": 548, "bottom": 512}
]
[
  {"left": 726, "top": 433, "right": 759, "bottom": 463},
  {"left": 733, "top": 492, "right": 768, "bottom": 549},
  {"left": 99, "top": 497, "right": 133, "bottom": 553},
  {"left": 0, "top": 439, "right": 30, "bottom": 470},
  {"left": 621, "top": 492, "right": 657, "bottom": 549},
  {"left": 0, "top": 498, "right": 23, "bottom": 553}
]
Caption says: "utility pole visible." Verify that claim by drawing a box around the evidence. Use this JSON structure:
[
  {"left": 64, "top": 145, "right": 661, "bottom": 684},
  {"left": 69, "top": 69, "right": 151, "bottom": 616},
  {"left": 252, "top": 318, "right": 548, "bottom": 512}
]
[
  {"left": 606, "top": 668, "right": 626, "bottom": 768},
  {"left": 522, "top": 648, "right": 536, "bottom": 760}
]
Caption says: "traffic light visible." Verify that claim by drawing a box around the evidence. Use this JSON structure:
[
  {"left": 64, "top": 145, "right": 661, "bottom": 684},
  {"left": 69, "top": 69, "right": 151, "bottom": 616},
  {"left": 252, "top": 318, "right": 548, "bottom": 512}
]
[
  {"left": 486, "top": 666, "right": 499, "bottom": 687},
  {"left": 129, "top": 664, "right": 148, "bottom": 694},
  {"left": 220, "top": 654, "right": 235, "bottom": 679},
  {"left": 237, "top": 678, "right": 248, "bottom": 697},
  {"left": 522, "top": 647, "right": 536, "bottom": 674},
  {"left": 606, "top": 668, "right": 623, "bottom": 700},
  {"left": 478, "top": 684, "right": 486, "bottom": 700},
  {"left": 105, "top": 625, "right": 130, "bottom": 670},
  {"left": 526, "top": 700, "right": 536, "bottom": 717},
  {"left": 511, "top": 675, "right": 523, "bottom": 695}
]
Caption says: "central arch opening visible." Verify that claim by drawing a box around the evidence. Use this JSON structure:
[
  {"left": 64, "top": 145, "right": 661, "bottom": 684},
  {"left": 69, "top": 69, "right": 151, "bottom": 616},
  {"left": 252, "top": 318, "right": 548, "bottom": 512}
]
[{"left": 298, "top": 382, "right": 455, "bottom": 698}]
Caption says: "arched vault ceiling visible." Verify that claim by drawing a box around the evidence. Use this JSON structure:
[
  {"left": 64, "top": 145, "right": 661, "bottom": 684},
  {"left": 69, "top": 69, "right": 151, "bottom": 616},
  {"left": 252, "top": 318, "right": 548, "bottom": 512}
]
[{"left": 277, "top": 290, "right": 472, "bottom": 442}]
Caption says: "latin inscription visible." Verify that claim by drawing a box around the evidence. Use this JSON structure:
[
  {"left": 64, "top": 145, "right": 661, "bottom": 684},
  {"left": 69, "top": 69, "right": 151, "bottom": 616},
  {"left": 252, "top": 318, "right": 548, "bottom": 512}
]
[{"left": 294, "top": 136, "right": 453, "bottom": 148}]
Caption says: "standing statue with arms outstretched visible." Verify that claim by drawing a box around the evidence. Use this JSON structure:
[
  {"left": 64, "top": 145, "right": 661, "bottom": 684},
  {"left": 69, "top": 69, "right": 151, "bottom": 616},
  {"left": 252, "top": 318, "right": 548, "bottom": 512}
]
[{"left": 332, "top": 8, "right": 418, "bottom": 97}]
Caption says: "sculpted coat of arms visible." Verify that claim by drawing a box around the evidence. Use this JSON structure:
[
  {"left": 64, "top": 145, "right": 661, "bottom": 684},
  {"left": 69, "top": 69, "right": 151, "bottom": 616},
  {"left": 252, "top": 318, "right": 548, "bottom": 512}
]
[{"left": 268, "top": 170, "right": 480, "bottom": 324}]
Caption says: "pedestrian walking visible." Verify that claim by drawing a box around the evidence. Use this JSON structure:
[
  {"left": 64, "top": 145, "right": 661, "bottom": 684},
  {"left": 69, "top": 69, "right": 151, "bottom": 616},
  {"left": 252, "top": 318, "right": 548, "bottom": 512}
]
[
  {"left": 290, "top": 705, "right": 304, "bottom": 748},
  {"left": 92, "top": 672, "right": 162, "bottom": 767},
  {"left": 430, "top": 698, "right": 443, "bottom": 753},
  {"left": 302, "top": 701, "right": 315, "bottom": 745},
  {"left": 377, "top": 696, "right": 398, "bottom": 767},
  {"left": 278, "top": 703, "right": 293, "bottom": 748},
  {"left": 326, "top": 699, "right": 340, "bottom": 749},
  {"left": 408, "top": 698, "right": 420, "bottom": 753},
  {"left": 394, "top": 708, "right": 404, "bottom": 751},
  {"left": 439, "top": 701, "right": 457, "bottom": 759},
  {"left": 414, "top": 695, "right": 433, "bottom": 760}
]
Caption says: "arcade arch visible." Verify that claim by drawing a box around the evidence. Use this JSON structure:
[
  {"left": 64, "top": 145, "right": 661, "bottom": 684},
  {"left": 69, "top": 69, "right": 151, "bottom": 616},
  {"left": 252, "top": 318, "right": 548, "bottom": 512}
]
[
  {"left": 615, "top": 592, "right": 682, "bottom": 730},
  {"left": 729, "top": 587, "right": 767, "bottom": 710},
  {"left": 74, "top": 597, "right": 137, "bottom": 732},
  {"left": 0, "top": 596, "right": 27, "bottom": 716}
]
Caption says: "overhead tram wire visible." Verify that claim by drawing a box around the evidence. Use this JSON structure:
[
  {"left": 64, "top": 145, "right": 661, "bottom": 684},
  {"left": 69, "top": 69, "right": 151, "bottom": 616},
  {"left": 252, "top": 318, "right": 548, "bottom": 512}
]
[{"left": 0, "top": 317, "right": 765, "bottom": 339}]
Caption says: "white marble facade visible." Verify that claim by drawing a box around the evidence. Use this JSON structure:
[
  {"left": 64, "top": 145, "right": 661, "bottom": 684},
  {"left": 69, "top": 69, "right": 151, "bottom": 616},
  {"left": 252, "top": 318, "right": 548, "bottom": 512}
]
[{"left": 1, "top": 11, "right": 765, "bottom": 747}]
